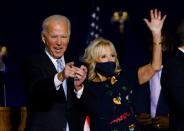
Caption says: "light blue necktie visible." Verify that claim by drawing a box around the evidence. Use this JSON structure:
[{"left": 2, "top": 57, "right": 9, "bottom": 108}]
[
  {"left": 56, "top": 59, "right": 64, "bottom": 72},
  {"left": 56, "top": 59, "right": 67, "bottom": 98},
  {"left": 56, "top": 59, "right": 69, "bottom": 130}
]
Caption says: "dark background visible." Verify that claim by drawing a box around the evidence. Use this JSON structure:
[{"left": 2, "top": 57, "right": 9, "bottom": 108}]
[{"left": 0, "top": 0, "right": 183, "bottom": 106}]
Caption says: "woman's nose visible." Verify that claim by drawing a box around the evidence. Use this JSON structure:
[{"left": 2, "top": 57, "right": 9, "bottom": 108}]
[{"left": 108, "top": 57, "right": 114, "bottom": 61}]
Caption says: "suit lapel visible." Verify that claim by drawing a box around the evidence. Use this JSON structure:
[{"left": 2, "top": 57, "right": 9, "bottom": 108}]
[
  {"left": 176, "top": 49, "right": 184, "bottom": 61},
  {"left": 156, "top": 89, "right": 169, "bottom": 116},
  {"left": 66, "top": 78, "right": 74, "bottom": 109},
  {"left": 41, "top": 52, "right": 57, "bottom": 75}
]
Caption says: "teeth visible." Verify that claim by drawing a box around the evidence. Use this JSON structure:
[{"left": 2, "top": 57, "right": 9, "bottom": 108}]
[
  {"left": 55, "top": 47, "right": 62, "bottom": 50},
  {"left": 55, "top": 50, "right": 60, "bottom": 52},
  {"left": 54, "top": 47, "right": 62, "bottom": 53}
]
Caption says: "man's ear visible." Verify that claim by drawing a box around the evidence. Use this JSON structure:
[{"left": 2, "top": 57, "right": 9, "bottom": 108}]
[{"left": 41, "top": 34, "right": 46, "bottom": 44}]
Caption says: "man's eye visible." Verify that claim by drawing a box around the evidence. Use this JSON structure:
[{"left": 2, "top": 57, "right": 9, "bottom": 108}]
[
  {"left": 101, "top": 55, "right": 106, "bottom": 58},
  {"left": 61, "top": 35, "right": 68, "bottom": 38}
]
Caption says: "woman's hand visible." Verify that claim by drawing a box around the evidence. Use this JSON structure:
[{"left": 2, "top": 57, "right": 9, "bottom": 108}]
[{"left": 144, "top": 9, "right": 166, "bottom": 35}]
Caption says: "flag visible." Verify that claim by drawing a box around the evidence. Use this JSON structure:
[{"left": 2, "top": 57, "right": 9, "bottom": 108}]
[
  {"left": 85, "top": 0, "right": 126, "bottom": 45},
  {"left": 83, "top": 115, "right": 90, "bottom": 131},
  {"left": 84, "top": 2, "right": 103, "bottom": 130},
  {"left": 86, "top": 2, "right": 103, "bottom": 45}
]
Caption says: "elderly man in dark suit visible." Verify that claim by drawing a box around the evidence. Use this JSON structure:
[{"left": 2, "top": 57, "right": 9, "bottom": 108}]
[
  {"left": 161, "top": 20, "right": 184, "bottom": 131},
  {"left": 23, "top": 15, "right": 87, "bottom": 131}
]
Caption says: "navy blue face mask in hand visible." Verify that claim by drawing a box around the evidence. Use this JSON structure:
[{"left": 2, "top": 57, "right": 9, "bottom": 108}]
[{"left": 95, "top": 61, "right": 116, "bottom": 77}]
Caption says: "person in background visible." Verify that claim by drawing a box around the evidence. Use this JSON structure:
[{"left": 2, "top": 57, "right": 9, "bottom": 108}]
[
  {"left": 0, "top": 45, "right": 7, "bottom": 106},
  {"left": 135, "top": 10, "right": 171, "bottom": 131},
  {"left": 22, "top": 15, "right": 87, "bottom": 131},
  {"left": 75, "top": 9, "right": 165, "bottom": 130},
  {"left": 0, "top": 45, "right": 6, "bottom": 71},
  {"left": 161, "top": 19, "right": 184, "bottom": 131}
]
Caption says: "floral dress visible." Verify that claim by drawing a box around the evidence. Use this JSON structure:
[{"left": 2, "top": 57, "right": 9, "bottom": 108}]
[{"left": 81, "top": 70, "right": 140, "bottom": 131}]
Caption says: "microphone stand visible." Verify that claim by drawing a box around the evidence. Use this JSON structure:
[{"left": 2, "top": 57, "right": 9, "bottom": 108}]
[{"left": 3, "top": 83, "right": 7, "bottom": 107}]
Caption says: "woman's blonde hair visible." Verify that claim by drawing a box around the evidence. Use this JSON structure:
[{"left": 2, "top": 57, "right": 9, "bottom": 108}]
[{"left": 83, "top": 37, "right": 121, "bottom": 80}]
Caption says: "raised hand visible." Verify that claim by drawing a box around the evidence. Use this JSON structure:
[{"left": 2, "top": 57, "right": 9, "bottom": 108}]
[{"left": 144, "top": 9, "right": 166, "bottom": 37}]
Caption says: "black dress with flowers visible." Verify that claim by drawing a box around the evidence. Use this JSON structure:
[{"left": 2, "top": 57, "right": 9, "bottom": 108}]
[{"left": 81, "top": 69, "right": 140, "bottom": 131}]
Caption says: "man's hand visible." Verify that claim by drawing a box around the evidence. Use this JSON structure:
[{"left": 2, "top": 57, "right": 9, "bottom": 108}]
[
  {"left": 58, "top": 62, "right": 80, "bottom": 81},
  {"left": 57, "top": 62, "right": 87, "bottom": 91},
  {"left": 152, "top": 116, "right": 169, "bottom": 129},
  {"left": 74, "top": 65, "right": 87, "bottom": 91},
  {"left": 62, "top": 62, "right": 76, "bottom": 79},
  {"left": 136, "top": 113, "right": 152, "bottom": 126}
]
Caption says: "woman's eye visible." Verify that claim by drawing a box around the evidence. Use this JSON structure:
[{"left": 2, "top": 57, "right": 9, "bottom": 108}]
[
  {"left": 111, "top": 54, "right": 115, "bottom": 57},
  {"left": 101, "top": 55, "right": 106, "bottom": 58}
]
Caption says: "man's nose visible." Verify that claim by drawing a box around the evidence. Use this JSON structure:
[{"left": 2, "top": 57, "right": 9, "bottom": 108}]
[{"left": 56, "top": 37, "right": 62, "bottom": 45}]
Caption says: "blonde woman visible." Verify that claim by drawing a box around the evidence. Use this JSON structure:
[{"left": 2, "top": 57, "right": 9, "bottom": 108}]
[{"left": 75, "top": 9, "right": 166, "bottom": 131}]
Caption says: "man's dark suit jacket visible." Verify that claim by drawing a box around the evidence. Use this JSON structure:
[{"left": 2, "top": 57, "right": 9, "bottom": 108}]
[
  {"left": 22, "top": 52, "right": 84, "bottom": 131},
  {"left": 161, "top": 49, "right": 184, "bottom": 131},
  {"left": 133, "top": 77, "right": 169, "bottom": 116},
  {"left": 133, "top": 76, "right": 169, "bottom": 131}
]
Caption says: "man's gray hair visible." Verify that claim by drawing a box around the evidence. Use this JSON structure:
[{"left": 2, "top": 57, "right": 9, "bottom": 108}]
[{"left": 42, "top": 15, "right": 71, "bottom": 35}]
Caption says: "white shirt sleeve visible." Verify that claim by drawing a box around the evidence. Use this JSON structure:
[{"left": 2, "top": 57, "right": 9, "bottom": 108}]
[
  {"left": 74, "top": 85, "right": 84, "bottom": 99},
  {"left": 54, "top": 73, "right": 63, "bottom": 90}
]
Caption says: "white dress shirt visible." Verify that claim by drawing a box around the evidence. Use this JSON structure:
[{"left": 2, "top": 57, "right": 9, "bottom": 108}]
[{"left": 178, "top": 47, "right": 184, "bottom": 53}]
